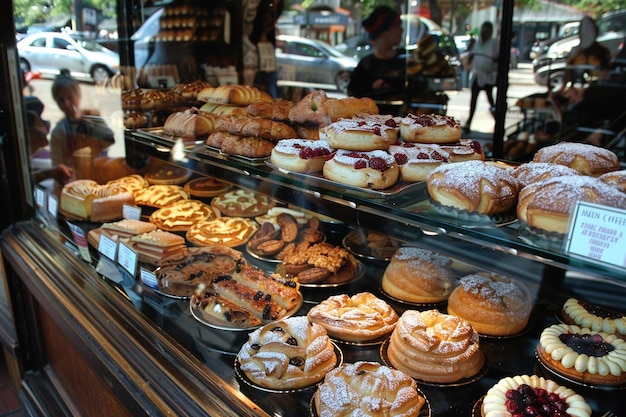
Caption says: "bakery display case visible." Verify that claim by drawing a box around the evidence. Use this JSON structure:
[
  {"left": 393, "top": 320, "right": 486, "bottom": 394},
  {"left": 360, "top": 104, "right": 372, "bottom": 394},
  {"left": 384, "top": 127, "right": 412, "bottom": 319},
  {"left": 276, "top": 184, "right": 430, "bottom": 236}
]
[
  {"left": 1, "top": 1, "right": 626, "bottom": 416},
  {"left": 2, "top": 129, "right": 624, "bottom": 415}
]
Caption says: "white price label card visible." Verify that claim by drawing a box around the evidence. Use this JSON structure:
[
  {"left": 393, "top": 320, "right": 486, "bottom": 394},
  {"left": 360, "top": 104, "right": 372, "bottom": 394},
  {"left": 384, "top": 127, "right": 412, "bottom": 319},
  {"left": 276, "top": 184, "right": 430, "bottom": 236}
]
[
  {"left": 34, "top": 187, "right": 46, "bottom": 208},
  {"left": 123, "top": 204, "right": 142, "bottom": 220},
  {"left": 566, "top": 201, "right": 626, "bottom": 268},
  {"left": 118, "top": 242, "right": 138, "bottom": 277},
  {"left": 47, "top": 194, "right": 58, "bottom": 218},
  {"left": 97, "top": 234, "right": 118, "bottom": 261},
  {"left": 140, "top": 268, "right": 159, "bottom": 290}
]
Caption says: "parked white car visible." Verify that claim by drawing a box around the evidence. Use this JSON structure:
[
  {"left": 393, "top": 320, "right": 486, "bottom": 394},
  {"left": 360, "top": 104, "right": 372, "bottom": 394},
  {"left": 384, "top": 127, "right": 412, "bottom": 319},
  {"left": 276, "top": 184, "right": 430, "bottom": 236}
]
[{"left": 17, "top": 32, "right": 119, "bottom": 83}]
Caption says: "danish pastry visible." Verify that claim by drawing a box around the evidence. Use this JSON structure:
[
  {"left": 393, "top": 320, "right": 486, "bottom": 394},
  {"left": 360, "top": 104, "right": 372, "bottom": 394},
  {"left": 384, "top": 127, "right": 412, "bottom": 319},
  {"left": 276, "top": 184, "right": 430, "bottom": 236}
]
[{"left": 236, "top": 316, "right": 337, "bottom": 390}]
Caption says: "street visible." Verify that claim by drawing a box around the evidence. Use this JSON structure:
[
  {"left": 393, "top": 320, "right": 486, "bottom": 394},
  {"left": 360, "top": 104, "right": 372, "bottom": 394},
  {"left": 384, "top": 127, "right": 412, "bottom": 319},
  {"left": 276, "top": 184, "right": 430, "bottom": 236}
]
[{"left": 25, "top": 63, "right": 546, "bottom": 159}]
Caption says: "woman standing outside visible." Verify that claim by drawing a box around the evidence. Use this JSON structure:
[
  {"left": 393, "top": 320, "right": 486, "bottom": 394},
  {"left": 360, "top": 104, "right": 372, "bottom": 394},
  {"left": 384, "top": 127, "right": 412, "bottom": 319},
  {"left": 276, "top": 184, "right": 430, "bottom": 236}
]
[{"left": 463, "top": 21, "right": 499, "bottom": 133}]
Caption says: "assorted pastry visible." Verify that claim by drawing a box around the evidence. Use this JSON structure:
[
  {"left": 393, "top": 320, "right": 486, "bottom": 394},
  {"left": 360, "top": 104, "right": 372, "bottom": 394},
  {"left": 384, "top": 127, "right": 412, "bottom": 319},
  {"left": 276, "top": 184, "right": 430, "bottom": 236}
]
[
  {"left": 481, "top": 374, "right": 592, "bottom": 417},
  {"left": 537, "top": 323, "right": 626, "bottom": 386},
  {"left": 381, "top": 246, "right": 456, "bottom": 304},
  {"left": 386, "top": 309, "right": 485, "bottom": 384},
  {"left": 247, "top": 213, "right": 324, "bottom": 261},
  {"left": 307, "top": 292, "right": 398, "bottom": 343},
  {"left": 312, "top": 361, "right": 426, "bottom": 416},
  {"left": 235, "top": 316, "right": 337, "bottom": 390},
  {"left": 276, "top": 242, "right": 358, "bottom": 285},
  {"left": 446, "top": 272, "right": 532, "bottom": 337}
]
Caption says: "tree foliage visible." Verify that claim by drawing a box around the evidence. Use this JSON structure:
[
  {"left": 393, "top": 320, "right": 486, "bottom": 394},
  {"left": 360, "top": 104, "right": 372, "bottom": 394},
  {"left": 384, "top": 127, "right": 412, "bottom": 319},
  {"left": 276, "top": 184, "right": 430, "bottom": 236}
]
[{"left": 14, "top": 0, "right": 116, "bottom": 26}]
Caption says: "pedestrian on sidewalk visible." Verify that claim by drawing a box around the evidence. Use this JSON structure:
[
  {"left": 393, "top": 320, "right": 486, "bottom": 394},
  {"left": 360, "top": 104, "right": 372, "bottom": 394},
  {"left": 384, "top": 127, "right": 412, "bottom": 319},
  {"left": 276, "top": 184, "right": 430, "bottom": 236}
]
[{"left": 463, "top": 21, "right": 499, "bottom": 133}]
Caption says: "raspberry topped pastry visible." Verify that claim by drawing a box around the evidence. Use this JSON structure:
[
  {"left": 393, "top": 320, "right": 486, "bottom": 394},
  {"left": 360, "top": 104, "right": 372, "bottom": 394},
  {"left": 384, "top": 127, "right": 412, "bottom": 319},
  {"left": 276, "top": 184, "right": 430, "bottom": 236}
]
[
  {"left": 538, "top": 323, "right": 626, "bottom": 386},
  {"left": 482, "top": 374, "right": 591, "bottom": 417},
  {"left": 321, "top": 115, "right": 399, "bottom": 151},
  {"left": 323, "top": 149, "right": 399, "bottom": 189},
  {"left": 399, "top": 113, "right": 461, "bottom": 144}
]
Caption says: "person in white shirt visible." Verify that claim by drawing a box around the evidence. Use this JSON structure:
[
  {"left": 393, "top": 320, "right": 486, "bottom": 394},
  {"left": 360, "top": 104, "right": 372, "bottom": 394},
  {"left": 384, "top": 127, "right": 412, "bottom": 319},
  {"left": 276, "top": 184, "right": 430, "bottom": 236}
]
[{"left": 463, "top": 21, "right": 499, "bottom": 133}]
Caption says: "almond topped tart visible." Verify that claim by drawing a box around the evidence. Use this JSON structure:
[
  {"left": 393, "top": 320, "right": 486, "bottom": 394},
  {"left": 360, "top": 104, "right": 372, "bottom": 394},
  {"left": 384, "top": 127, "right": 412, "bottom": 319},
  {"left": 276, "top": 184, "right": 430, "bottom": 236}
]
[
  {"left": 183, "top": 176, "right": 231, "bottom": 198},
  {"left": 481, "top": 374, "right": 591, "bottom": 417},
  {"left": 149, "top": 199, "right": 220, "bottom": 232},
  {"left": 210, "top": 188, "right": 272, "bottom": 218},
  {"left": 134, "top": 184, "right": 190, "bottom": 208},
  {"left": 537, "top": 323, "right": 626, "bottom": 386}
]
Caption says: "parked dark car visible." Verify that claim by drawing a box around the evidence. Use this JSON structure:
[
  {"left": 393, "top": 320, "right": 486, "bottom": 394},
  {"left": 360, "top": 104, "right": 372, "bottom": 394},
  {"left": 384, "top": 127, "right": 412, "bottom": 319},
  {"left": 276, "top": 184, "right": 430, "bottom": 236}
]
[
  {"left": 275, "top": 35, "right": 358, "bottom": 94},
  {"left": 17, "top": 31, "right": 119, "bottom": 83},
  {"left": 533, "top": 10, "right": 626, "bottom": 88}
]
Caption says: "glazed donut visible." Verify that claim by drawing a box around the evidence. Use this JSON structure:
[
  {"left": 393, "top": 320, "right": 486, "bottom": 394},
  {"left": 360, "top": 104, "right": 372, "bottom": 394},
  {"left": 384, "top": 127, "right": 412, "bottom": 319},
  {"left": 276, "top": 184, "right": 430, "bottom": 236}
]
[
  {"left": 314, "top": 362, "right": 425, "bottom": 417},
  {"left": 381, "top": 247, "right": 456, "bottom": 304},
  {"left": 389, "top": 143, "right": 449, "bottom": 182},
  {"left": 482, "top": 375, "right": 592, "bottom": 417},
  {"left": 399, "top": 113, "right": 461, "bottom": 144},
  {"left": 561, "top": 297, "right": 626, "bottom": 338},
  {"left": 517, "top": 175, "right": 626, "bottom": 235},
  {"left": 533, "top": 141, "right": 619, "bottom": 176},
  {"left": 270, "top": 139, "right": 334, "bottom": 173},
  {"left": 446, "top": 272, "right": 532, "bottom": 336},
  {"left": 236, "top": 316, "right": 338, "bottom": 390},
  {"left": 321, "top": 115, "right": 399, "bottom": 151},
  {"left": 599, "top": 169, "right": 626, "bottom": 193},
  {"left": 387, "top": 309, "right": 485, "bottom": 383},
  {"left": 511, "top": 162, "right": 581, "bottom": 189},
  {"left": 307, "top": 292, "right": 399, "bottom": 342},
  {"left": 323, "top": 149, "right": 399, "bottom": 190},
  {"left": 537, "top": 323, "right": 626, "bottom": 386},
  {"left": 426, "top": 160, "right": 520, "bottom": 215}
]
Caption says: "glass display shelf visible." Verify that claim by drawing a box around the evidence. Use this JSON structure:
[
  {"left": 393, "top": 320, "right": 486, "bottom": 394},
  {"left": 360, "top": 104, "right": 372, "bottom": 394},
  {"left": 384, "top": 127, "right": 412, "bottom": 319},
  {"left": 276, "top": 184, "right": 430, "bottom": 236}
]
[{"left": 126, "top": 131, "right": 626, "bottom": 282}]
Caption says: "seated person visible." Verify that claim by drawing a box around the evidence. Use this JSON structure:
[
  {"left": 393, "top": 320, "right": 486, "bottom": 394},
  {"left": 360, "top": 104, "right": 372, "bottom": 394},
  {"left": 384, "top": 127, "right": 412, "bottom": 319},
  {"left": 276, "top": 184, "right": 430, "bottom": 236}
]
[
  {"left": 49, "top": 69, "right": 115, "bottom": 181},
  {"left": 551, "top": 16, "right": 612, "bottom": 118},
  {"left": 347, "top": 6, "right": 407, "bottom": 105},
  {"left": 25, "top": 96, "right": 74, "bottom": 185}
]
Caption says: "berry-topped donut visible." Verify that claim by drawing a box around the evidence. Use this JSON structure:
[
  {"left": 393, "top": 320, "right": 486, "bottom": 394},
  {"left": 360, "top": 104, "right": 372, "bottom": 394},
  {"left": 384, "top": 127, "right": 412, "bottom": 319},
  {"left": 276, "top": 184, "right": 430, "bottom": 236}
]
[
  {"left": 323, "top": 149, "right": 399, "bottom": 189},
  {"left": 561, "top": 298, "right": 626, "bottom": 338},
  {"left": 537, "top": 323, "right": 626, "bottom": 386},
  {"left": 270, "top": 139, "right": 335, "bottom": 173},
  {"left": 482, "top": 374, "right": 591, "bottom": 417},
  {"left": 399, "top": 113, "right": 461, "bottom": 144},
  {"left": 321, "top": 115, "right": 399, "bottom": 151},
  {"left": 389, "top": 143, "right": 450, "bottom": 182}
]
